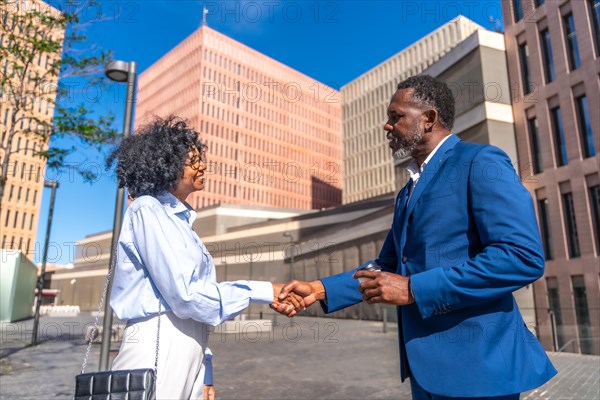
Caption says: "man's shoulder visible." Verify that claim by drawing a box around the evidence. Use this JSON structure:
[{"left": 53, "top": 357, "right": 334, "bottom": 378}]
[{"left": 453, "top": 140, "right": 508, "bottom": 161}]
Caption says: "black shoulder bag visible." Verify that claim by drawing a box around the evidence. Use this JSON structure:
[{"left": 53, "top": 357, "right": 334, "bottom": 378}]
[{"left": 73, "top": 248, "right": 161, "bottom": 400}]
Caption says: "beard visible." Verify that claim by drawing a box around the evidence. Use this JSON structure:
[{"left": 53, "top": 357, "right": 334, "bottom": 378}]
[{"left": 389, "top": 123, "right": 423, "bottom": 160}]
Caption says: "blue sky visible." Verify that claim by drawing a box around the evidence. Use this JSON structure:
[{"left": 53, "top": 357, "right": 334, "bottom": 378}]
[{"left": 34, "top": 0, "right": 503, "bottom": 264}]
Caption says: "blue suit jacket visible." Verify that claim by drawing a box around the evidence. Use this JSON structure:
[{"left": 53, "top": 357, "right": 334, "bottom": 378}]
[{"left": 320, "top": 135, "right": 557, "bottom": 397}]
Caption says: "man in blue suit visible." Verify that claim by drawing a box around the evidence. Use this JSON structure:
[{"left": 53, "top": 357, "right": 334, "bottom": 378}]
[{"left": 274, "top": 75, "right": 557, "bottom": 399}]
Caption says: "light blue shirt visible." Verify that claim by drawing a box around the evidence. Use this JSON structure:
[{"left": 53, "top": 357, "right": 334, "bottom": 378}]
[{"left": 110, "top": 192, "right": 274, "bottom": 326}]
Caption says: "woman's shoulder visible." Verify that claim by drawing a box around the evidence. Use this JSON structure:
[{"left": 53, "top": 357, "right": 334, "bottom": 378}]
[{"left": 128, "top": 195, "right": 163, "bottom": 213}]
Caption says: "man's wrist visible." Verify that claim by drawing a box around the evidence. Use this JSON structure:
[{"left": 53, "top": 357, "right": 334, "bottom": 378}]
[
  {"left": 408, "top": 276, "right": 415, "bottom": 303},
  {"left": 311, "top": 280, "right": 326, "bottom": 301}
]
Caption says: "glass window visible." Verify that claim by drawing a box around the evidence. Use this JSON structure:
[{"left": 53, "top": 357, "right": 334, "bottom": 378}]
[
  {"left": 538, "top": 198, "right": 554, "bottom": 260},
  {"left": 540, "top": 29, "right": 556, "bottom": 82},
  {"left": 551, "top": 107, "right": 568, "bottom": 166},
  {"left": 546, "top": 277, "right": 565, "bottom": 349},
  {"left": 564, "top": 14, "right": 581, "bottom": 70},
  {"left": 528, "top": 117, "right": 543, "bottom": 173},
  {"left": 572, "top": 276, "right": 594, "bottom": 354},
  {"left": 514, "top": 0, "right": 524, "bottom": 21},
  {"left": 590, "top": 0, "right": 600, "bottom": 56},
  {"left": 589, "top": 185, "right": 600, "bottom": 255},
  {"left": 519, "top": 43, "right": 532, "bottom": 94},
  {"left": 575, "top": 95, "right": 596, "bottom": 158},
  {"left": 562, "top": 192, "right": 581, "bottom": 258}
]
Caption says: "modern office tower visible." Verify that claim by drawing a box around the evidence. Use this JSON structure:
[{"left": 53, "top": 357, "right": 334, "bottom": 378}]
[
  {"left": 134, "top": 25, "right": 342, "bottom": 211},
  {"left": 503, "top": 0, "right": 600, "bottom": 355},
  {"left": 0, "top": 0, "right": 62, "bottom": 255},
  {"left": 341, "top": 17, "right": 483, "bottom": 204}
]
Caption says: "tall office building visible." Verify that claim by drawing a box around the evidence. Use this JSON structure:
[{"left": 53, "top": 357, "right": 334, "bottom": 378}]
[
  {"left": 134, "top": 25, "right": 342, "bottom": 211},
  {"left": 502, "top": 0, "right": 600, "bottom": 354},
  {"left": 341, "top": 18, "right": 483, "bottom": 204},
  {"left": 0, "top": 0, "right": 62, "bottom": 254}
]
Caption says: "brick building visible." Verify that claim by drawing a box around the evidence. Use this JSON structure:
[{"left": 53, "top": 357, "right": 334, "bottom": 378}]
[{"left": 502, "top": 0, "right": 599, "bottom": 354}]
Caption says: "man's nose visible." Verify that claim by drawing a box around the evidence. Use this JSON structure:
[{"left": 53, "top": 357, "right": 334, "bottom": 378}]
[{"left": 384, "top": 122, "right": 392, "bottom": 132}]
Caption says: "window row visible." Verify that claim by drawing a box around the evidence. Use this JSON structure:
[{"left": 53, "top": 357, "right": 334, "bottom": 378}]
[
  {"left": 201, "top": 62, "right": 338, "bottom": 115},
  {"left": 201, "top": 80, "right": 338, "bottom": 129},
  {"left": 1, "top": 235, "right": 33, "bottom": 254},
  {"left": 199, "top": 115, "right": 339, "bottom": 159},
  {"left": 3, "top": 209, "right": 36, "bottom": 231},
  {"left": 346, "top": 82, "right": 395, "bottom": 121},
  {"left": 194, "top": 188, "right": 309, "bottom": 210},
  {"left": 537, "top": 183, "right": 600, "bottom": 260},
  {"left": 526, "top": 91, "right": 596, "bottom": 172},
  {"left": 346, "top": 165, "right": 394, "bottom": 195},
  {"left": 7, "top": 161, "right": 43, "bottom": 183},
  {"left": 2, "top": 103, "right": 53, "bottom": 134},
  {"left": 2, "top": 134, "right": 46, "bottom": 159},
  {"left": 518, "top": 4, "right": 600, "bottom": 95},
  {"left": 5, "top": 184, "right": 38, "bottom": 205}
]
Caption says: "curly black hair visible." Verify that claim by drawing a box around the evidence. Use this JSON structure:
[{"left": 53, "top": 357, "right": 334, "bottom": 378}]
[
  {"left": 106, "top": 115, "right": 206, "bottom": 197},
  {"left": 397, "top": 75, "right": 455, "bottom": 130}
]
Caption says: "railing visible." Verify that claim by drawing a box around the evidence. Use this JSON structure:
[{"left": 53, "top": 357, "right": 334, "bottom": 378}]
[{"left": 557, "top": 337, "right": 599, "bottom": 354}]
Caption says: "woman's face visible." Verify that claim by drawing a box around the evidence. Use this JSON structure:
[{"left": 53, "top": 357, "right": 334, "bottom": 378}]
[{"left": 173, "top": 149, "right": 207, "bottom": 200}]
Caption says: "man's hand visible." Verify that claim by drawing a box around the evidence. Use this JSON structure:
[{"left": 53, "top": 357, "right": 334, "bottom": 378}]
[
  {"left": 353, "top": 271, "right": 415, "bottom": 305},
  {"left": 270, "top": 280, "right": 326, "bottom": 317},
  {"left": 271, "top": 283, "right": 306, "bottom": 317}
]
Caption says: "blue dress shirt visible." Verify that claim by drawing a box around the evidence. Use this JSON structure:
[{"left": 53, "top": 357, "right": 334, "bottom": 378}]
[{"left": 110, "top": 192, "right": 274, "bottom": 326}]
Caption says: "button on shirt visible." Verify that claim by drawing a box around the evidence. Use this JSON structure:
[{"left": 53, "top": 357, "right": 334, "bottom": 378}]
[{"left": 110, "top": 192, "right": 274, "bottom": 326}]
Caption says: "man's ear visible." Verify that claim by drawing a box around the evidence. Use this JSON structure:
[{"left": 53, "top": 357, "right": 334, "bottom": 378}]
[{"left": 422, "top": 109, "right": 437, "bottom": 133}]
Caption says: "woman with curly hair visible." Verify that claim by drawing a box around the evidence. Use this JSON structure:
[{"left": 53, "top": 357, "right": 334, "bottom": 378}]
[{"left": 106, "top": 116, "right": 298, "bottom": 400}]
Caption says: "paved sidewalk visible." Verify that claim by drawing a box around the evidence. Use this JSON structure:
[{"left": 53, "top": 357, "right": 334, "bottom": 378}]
[{"left": 0, "top": 315, "right": 598, "bottom": 399}]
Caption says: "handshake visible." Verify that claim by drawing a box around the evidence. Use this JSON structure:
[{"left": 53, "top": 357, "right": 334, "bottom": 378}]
[
  {"left": 270, "top": 280, "right": 326, "bottom": 317},
  {"left": 269, "top": 267, "right": 415, "bottom": 317}
]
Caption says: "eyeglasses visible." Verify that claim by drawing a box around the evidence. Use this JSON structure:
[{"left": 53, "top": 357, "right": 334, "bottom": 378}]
[{"left": 188, "top": 153, "right": 207, "bottom": 171}]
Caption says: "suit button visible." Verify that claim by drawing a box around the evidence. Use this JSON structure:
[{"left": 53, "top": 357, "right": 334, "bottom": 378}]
[{"left": 402, "top": 256, "right": 408, "bottom": 263}]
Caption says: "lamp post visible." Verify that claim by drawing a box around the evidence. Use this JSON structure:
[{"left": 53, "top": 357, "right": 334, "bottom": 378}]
[
  {"left": 99, "top": 60, "right": 137, "bottom": 370},
  {"left": 31, "top": 180, "right": 59, "bottom": 345},
  {"left": 283, "top": 232, "right": 294, "bottom": 281}
]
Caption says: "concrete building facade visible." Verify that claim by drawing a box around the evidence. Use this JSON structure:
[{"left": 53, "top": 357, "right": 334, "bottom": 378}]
[
  {"left": 341, "top": 17, "right": 483, "bottom": 204},
  {"left": 502, "top": 0, "right": 600, "bottom": 355},
  {"left": 134, "top": 25, "right": 342, "bottom": 211},
  {"left": 0, "top": 0, "right": 62, "bottom": 254}
]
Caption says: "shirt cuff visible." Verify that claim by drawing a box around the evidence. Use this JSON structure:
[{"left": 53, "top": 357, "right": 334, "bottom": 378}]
[
  {"left": 203, "top": 347, "right": 213, "bottom": 385},
  {"left": 247, "top": 281, "right": 274, "bottom": 303}
]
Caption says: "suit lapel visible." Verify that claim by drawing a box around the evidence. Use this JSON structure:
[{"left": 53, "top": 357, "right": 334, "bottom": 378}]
[
  {"left": 402, "top": 134, "right": 460, "bottom": 229},
  {"left": 394, "top": 179, "right": 412, "bottom": 227}
]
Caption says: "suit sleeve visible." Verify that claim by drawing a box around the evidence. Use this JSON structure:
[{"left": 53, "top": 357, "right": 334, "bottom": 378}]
[
  {"left": 410, "top": 146, "right": 545, "bottom": 318},
  {"left": 320, "top": 226, "right": 398, "bottom": 313},
  {"left": 127, "top": 203, "right": 273, "bottom": 326}
]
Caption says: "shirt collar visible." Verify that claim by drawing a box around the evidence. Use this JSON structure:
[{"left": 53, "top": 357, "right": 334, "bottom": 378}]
[
  {"left": 155, "top": 192, "right": 197, "bottom": 226},
  {"left": 405, "top": 134, "right": 452, "bottom": 181}
]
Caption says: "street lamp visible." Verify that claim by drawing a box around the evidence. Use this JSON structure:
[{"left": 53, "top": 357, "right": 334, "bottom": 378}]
[
  {"left": 99, "top": 60, "right": 137, "bottom": 370},
  {"left": 31, "top": 180, "right": 59, "bottom": 345},
  {"left": 283, "top": 232, "right": 294, "bottom": 281}
]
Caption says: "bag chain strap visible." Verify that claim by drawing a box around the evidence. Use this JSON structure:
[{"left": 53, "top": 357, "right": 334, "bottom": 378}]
[{"left": 80, "top": 246, "right": 162, "bottom": 374}]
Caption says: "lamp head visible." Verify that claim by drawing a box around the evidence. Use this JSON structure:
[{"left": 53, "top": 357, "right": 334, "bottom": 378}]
[{"left": 105, "top": 60, "right": 130, "bottom": 82}]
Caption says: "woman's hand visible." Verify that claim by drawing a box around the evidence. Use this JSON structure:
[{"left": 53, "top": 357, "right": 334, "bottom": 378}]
[
  {"left": 203, "top": 384, "right": 215, "bottom": 400},
  {"left": 271, "top": 283, "right": 306, "bottom": 317}
]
